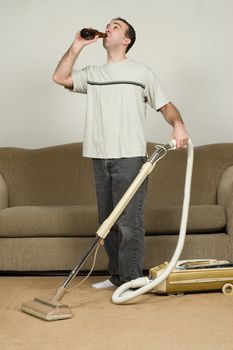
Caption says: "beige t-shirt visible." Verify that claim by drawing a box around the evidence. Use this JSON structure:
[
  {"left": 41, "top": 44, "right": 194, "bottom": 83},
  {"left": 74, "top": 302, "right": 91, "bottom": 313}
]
[{"left": 72, "top": 58, "right": 169, "bottom": 158}]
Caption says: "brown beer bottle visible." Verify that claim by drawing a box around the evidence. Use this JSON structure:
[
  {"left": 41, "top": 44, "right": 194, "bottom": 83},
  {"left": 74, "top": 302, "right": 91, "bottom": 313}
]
[{"left": 80, "top": 28, "right": 107, "bottom": 40}]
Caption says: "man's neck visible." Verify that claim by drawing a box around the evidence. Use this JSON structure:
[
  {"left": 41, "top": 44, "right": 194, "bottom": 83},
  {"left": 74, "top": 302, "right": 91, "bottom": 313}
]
[{"left": 107, "top": 50, "right": 127, "bottom": 63}]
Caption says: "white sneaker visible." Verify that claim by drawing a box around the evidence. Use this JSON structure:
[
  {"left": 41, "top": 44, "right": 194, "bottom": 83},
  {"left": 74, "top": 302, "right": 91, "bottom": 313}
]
[{"left": 91, "top": 279, "right": 115, "bottom": 289}]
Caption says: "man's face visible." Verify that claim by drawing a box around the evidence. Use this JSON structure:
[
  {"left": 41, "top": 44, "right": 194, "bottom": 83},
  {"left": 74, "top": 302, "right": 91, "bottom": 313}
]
[{"left": 103, "top": 19, "right": 130, "bottom": 52}]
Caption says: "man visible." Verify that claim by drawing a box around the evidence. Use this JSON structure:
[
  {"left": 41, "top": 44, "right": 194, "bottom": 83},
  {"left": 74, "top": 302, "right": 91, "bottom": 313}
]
[{"left": 53, "top": 17, "right": 189, "bottom": 288}]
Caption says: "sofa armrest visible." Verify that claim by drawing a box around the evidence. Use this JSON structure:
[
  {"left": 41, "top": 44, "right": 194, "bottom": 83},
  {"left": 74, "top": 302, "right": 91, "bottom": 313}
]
[
  {"left": 0, "top": 174, "right": 8, "bottom": 210},
  {"left": 217, "top": 166, "right": 233, "bottom": 237}
]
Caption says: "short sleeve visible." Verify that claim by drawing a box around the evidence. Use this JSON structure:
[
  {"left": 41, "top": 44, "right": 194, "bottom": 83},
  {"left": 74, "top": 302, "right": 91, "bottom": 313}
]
[
  {"left": 144, "top": 68, "right": 170, "bottom": 111},
  {"left": 71, "top": 67, "right": 88, "bottom": 93}
]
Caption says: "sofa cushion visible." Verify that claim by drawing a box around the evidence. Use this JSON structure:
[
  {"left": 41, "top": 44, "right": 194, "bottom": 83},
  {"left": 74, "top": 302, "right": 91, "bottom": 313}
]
[
  {"left": 145, "top": 205, "right": 226, "bottom": 234},
  {"left": 0, "top": 205, "right": 99, "bottom": 238}
]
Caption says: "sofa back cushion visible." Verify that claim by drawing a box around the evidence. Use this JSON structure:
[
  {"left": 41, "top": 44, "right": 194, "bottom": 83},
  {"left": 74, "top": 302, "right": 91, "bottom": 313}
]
[
  {"left": 0, "top": 142, "right": 233, "bottom": 207},
  {"left": 0, "top": 143, "right": 97, "bottom": 206}
]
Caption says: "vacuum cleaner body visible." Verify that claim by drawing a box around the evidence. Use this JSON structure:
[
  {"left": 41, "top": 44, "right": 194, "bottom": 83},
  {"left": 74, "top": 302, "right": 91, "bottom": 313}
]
[{"left": 150, "top": 259, "right": 233, "bottom": 295}]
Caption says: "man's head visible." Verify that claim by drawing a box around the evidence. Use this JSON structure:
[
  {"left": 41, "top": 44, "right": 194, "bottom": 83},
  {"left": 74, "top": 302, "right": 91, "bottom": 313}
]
[{"left": 103, "top": 18, "right": 136, "bottom": 54}]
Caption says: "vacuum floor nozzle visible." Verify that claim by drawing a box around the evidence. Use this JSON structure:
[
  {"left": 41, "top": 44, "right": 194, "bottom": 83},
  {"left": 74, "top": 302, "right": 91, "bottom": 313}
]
[{"left": 20, "top": 297, "right": 73, "bottom": 321}]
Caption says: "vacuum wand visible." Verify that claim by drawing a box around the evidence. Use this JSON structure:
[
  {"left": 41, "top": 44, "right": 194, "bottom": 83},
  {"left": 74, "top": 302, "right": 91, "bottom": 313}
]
[{"left": 51, "top": 139, "right": 176, "bottom": 300}]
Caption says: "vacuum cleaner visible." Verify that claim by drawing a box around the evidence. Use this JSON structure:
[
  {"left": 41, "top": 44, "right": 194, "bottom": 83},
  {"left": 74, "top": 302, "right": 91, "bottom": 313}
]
[{"left": 20, "top": 138, "right": 193, "bottom": 320}]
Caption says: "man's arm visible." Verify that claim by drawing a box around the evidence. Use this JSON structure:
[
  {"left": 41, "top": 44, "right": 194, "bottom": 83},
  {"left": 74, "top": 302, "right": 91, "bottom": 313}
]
[
  {"left": 52, "top": 31, "right": 98, "bottom": 88},
  {"left": 159, "top": 102, "right": 189, "bottom": 149}
]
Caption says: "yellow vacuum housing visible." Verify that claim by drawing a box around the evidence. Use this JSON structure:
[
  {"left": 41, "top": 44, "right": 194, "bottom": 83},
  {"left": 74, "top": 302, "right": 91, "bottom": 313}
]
[{"left": 150, "top": 259, "right": 233, "bottom": 295}]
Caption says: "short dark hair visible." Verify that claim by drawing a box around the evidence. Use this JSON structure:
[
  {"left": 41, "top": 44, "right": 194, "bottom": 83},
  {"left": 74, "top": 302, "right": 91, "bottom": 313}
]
[{"left": 113, "top": 17, "right": 136, "bottom": 53}]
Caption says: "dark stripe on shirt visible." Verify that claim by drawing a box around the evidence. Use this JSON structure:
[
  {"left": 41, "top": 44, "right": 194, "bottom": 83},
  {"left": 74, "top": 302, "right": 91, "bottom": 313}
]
[{"left": 87, "top": 80, "right": 145, "bottom": 89}]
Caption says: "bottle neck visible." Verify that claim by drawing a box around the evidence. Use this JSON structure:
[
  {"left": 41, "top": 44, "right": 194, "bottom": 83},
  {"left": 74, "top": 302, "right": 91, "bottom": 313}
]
[{"left": 97, "top": 31, "right": 107, "bottom": 38}]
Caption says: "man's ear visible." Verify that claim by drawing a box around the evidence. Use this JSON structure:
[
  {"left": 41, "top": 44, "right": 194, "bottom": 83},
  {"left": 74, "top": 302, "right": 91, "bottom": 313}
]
[
  {"left": 123, "top": 37, "right": 131, "bottom": 51},
  {"left": 123, "top": 37, "right": 131, "bottom": 46}
]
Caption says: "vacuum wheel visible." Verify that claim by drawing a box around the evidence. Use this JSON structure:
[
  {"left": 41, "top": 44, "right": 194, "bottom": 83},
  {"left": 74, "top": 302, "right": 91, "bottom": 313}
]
[{"left": 222, "top": 283, "right": 233, "bottom": 295}]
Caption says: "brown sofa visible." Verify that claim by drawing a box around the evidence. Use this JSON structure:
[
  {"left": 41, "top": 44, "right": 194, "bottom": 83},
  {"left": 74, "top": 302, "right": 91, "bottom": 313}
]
[{"left": 0, "top": 142, "right": 233, "bottom": 272}]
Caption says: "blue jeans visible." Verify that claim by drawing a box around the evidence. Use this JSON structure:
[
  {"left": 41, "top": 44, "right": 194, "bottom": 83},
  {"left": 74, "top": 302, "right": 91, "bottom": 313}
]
[{"left": 92, "top": 157, "right": 148, "bottom": 286}]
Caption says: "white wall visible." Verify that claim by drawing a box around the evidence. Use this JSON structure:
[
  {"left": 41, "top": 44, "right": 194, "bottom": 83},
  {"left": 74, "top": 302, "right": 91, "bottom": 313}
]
[{"left": 0, "top": 0, "right": 232, "bottom": 148}]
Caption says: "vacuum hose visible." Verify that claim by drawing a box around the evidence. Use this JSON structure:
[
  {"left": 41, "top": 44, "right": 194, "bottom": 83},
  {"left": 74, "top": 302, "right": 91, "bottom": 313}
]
[{"left": 112, "top": 139, "right": 194, "bottom": 304}]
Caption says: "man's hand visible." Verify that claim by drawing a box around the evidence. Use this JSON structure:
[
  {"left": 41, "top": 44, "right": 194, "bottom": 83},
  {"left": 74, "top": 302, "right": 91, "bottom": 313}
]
[
  {"left": 71, "top": 30, "right": 99, "bottom": 54},
  {"left": 170, "top": 122, "right": 189, "bottom": 149}
]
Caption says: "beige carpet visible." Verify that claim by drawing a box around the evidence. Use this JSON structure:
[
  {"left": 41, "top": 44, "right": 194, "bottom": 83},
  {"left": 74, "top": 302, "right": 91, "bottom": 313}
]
[{"left": 0, "top": 275, "right": 233, "bottom": 350}]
